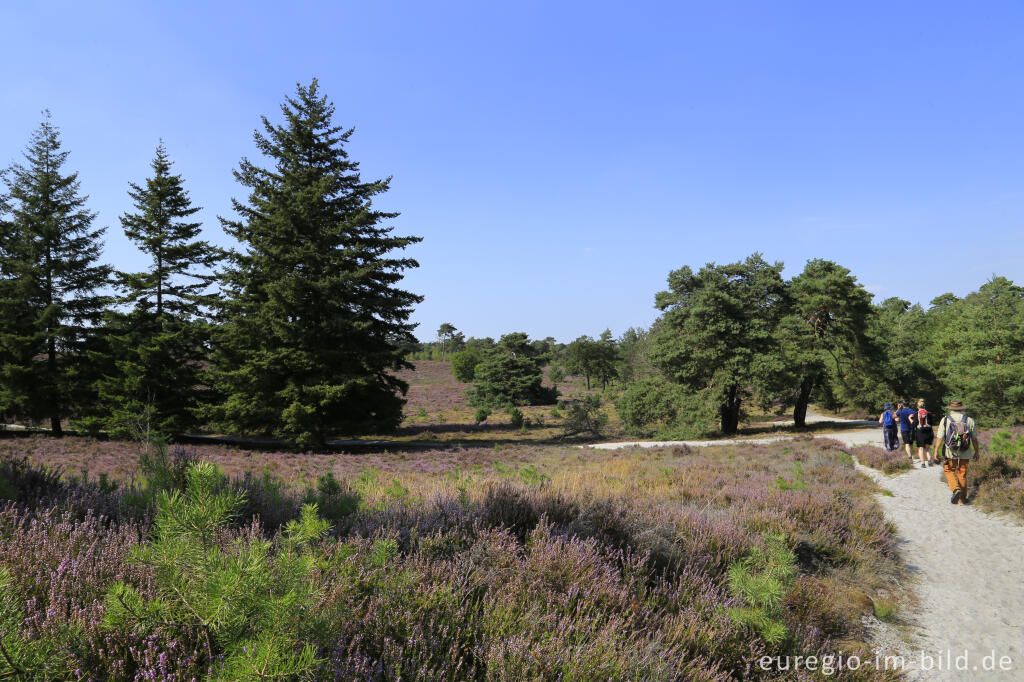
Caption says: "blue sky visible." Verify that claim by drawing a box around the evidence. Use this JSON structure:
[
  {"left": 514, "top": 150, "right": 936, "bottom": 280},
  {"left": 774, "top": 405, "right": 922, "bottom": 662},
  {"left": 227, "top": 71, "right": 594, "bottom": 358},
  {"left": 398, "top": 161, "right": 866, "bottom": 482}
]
[{"left": 3, "top": 1, "right": 1022, "bottom": 342}]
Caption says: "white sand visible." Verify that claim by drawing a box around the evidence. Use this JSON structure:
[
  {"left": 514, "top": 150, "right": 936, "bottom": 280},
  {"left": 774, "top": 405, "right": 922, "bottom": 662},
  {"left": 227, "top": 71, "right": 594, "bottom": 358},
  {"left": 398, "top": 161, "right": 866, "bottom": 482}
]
[{"left": 588, "top": 416, "right": 1024, "bottom": 680}]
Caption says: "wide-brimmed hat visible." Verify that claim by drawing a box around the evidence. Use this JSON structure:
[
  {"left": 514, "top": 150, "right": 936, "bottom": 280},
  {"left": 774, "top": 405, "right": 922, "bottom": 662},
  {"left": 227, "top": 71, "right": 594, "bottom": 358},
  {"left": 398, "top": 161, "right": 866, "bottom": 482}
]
[
  {"left": 948, "top": 400, "right": 965, "bottom": 411},
  {"left": 883, "top": 402, "right": 892, "bottom": 410}
]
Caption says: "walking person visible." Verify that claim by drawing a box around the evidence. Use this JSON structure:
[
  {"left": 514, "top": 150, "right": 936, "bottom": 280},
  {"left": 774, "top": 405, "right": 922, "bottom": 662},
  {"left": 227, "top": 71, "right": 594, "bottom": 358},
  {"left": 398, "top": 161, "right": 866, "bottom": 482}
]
[
  {"left": 913, "top": 399, "right": 934, "bottom": 467},
  {"left": 933, "top": 400, "right": 979, "bottom": 504},
  {"left": 895, "top": 401, "right": 916, "bottom": 462},
  {"left": 878, "top": 403, "right": 899, "bottom": 452}
]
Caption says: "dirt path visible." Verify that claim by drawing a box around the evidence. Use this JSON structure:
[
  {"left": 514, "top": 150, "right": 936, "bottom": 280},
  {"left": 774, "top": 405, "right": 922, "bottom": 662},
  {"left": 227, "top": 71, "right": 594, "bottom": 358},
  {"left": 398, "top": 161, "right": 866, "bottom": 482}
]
[{"left": 588, "top": 413, "right": 1024, "bottom": 680}]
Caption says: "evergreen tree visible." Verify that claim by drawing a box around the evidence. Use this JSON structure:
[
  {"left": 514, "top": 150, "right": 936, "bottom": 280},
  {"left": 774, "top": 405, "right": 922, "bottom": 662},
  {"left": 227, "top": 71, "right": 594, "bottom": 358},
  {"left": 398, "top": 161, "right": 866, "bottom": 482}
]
[
  {"left": 209, "top": 80, "right": 423, "bottom": 449},
  {"left": 99, "top": 143, "right": 219, "bottom": 437},
  {"left": 775, "top": 259, "right": 874, "bottom": 426},
  {"left": 0, "top": 114, "right": 110, "bottom": 435},
  {"left": 931, "top": 277, "right": 1024, "bottom": 424},
  {"left": 650, "top": 254, "right": 786, "bottom": 434}
]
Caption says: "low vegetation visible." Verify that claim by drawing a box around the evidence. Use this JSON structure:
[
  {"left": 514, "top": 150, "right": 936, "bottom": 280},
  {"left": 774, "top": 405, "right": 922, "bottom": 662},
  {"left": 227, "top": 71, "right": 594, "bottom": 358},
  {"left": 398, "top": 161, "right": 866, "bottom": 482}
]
[{"left": 0, "top": 435, "right": 903, "bottom": 680}]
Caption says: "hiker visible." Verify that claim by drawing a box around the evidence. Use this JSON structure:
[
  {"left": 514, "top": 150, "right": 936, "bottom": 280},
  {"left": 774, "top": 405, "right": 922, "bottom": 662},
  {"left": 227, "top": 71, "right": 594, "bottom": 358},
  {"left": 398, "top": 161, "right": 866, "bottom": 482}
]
[
  {"left": 895, "top": 401, "right": 916, "bottom": 461},
  {"left": 933, "top": 400, "right": 980, "bottom": 504},
  {"left": 912, "top": 398, "right": 934, "bottom": 467},
  {"left": 878, "top": 403, "right": 899, "bottom": 451}
]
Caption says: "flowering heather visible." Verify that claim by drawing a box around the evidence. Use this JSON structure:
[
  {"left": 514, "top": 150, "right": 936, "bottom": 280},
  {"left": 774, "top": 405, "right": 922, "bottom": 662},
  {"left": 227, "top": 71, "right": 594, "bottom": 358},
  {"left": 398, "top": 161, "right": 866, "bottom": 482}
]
[
  {"left": 0, "top": 436, "right": 903, "bottom": 680},
  {"left": 841, "top": 444, "right": 913, "bottom": 475}
]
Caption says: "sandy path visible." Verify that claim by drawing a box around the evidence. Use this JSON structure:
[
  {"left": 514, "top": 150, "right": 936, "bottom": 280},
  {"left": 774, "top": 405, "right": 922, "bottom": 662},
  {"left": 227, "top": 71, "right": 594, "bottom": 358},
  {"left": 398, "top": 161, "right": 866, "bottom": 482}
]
[
  {"left": 588, "top": 415, "right": 1024, "bottom": 680},
  {"left": 856, "top": 462, "right": 1024, "bottom": 681}
]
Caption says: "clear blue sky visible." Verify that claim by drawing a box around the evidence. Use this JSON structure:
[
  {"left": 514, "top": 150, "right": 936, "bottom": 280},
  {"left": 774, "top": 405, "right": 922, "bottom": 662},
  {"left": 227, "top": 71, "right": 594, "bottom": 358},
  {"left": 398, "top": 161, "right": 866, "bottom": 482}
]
[{"left": 3, "top": 1, "right": 1022, "bottom": 343}]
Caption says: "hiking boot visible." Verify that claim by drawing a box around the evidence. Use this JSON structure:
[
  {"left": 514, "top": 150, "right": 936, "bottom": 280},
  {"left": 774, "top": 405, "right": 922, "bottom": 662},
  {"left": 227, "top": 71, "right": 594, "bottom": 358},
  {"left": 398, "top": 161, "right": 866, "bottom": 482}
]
[
  {"left": 950, "top": 488, "right": 961, "bottom": 504},
  {"left": 961, "top": 493, "right": 971, "bottom": 504}
]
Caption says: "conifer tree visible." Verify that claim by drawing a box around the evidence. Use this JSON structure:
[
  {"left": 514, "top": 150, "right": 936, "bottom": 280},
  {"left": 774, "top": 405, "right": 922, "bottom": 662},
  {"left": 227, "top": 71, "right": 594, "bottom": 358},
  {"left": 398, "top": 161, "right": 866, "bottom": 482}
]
[
  {"left": 0, "top": 114, "right": 110, "bottom": 435},
  {"left": 99, "top": 143, "right": 219, "bottom": 437},
  {"left": 209, "top": 80, "right": 423, "bottom": 448}
]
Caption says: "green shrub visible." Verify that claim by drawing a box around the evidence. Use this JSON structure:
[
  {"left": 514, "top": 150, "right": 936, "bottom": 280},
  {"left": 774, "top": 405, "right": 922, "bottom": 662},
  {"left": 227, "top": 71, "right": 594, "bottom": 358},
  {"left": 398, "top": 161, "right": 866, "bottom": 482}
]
[
  {"left": 560, "top": 395, "right": 608, "bottom": 438},
  {"left": 990, "top": 430, "right": 1024, "bottom": 462},
  {"left": 614, "top": 378, "right": 682, "bottom": 436},
  {"left": 450, "top": 349, "right": 483, "bottom": 383},
  {"left": 507, "top": 407, "right": 525, "bottom": 429},
  {"left": 474, "top": 407, "right": 491, "bottom": 424}
]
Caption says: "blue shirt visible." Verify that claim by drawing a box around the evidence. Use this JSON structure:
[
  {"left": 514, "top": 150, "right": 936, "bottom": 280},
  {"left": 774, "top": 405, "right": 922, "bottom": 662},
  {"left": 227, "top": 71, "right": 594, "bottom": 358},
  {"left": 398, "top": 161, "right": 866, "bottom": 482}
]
[{"left": 896, "top": 407, "right": 915, "bottom": 431}]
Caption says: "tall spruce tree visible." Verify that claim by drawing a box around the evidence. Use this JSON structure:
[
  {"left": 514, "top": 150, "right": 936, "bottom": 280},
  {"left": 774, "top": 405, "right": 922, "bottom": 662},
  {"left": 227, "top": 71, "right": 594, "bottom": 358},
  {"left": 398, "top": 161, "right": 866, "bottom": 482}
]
[
  {"left": 209, "top": 80, "right": 423, "bottom": 448},
  {"left": 98, "top": 143, "right": 219, "bottom": 437},
  {"left": 0, "top": 113, "right": 110, "bottom": 435}
]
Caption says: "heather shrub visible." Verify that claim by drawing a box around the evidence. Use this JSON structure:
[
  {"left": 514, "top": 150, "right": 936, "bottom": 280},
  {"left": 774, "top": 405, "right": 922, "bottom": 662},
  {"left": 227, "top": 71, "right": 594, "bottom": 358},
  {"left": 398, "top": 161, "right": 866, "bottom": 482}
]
[{"left": 0, "top": 567, "right": 69, "bottom": 679}]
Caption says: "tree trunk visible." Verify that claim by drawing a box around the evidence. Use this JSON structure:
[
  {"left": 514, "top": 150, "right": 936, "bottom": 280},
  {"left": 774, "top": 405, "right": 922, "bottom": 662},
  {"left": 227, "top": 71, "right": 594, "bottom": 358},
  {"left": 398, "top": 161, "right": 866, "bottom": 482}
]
[
  {"left": 720, "top": 385, "right": 741, "bottom": 434},
  {"left": 793, "top": 374, "right": 816, "bottom": 428}
]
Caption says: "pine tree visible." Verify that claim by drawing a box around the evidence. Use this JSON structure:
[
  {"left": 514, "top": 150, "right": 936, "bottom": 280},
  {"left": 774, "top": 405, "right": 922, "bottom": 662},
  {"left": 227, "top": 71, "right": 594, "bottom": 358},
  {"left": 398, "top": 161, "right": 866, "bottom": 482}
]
[
  {"left": 209, "top": 80, "right": 423, "bottom": 449},
  {"left": 650, "top": 254, "right": 786, "bottom": 434},
  {"left": 99, "top": 143, "right": 219, "bottom": 437},
  {"left": 775, "top": 259, "right": 874, "bottom": 427},
  {"left": 0, "top": 114, "right": 110, "bottom": 435}
]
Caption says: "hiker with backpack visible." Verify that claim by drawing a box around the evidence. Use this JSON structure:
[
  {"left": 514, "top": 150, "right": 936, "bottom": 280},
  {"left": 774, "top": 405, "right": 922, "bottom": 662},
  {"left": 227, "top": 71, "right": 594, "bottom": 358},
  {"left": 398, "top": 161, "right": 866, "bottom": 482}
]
[
  {"left": 932, "top": 400, "right": 979, "bottom": 504},
  {"left": 911, "top": 398, "right": 934, "bottom": 467},
  {"left": 895, "top": 401, "right": 917, "bottom": 462},
  {"left": 878, "top": 403, "right": 899, "bottom": 452}
]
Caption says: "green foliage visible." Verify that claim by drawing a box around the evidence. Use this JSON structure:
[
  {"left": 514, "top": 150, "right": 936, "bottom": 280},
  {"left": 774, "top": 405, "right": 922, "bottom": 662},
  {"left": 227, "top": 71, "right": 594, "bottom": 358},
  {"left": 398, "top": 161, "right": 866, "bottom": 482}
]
[
  {"left": 565, "top": 332, "right": 618, "bottom": 391},
  {"left": 650, "top": 254, "right": 786, "bottom": 434},
  {"left": 931, "top": 278, "right": 1024, "bottom": 425},
  {"left": 517, "top": 464, "right": 550, "bottom": 486},
  {"left": 473, "top": 407, "right": 490, "bottom": 424},
  {"left": 775, "top": 463, "right": 808, "bottom": 491},
  {"left": 207, "top": 79, "right": 422, "bottom": 448},
  {"left": 103, "top": 461, "right": 330, "bottom": 679},
  {"left": 990, "top": 431, "right": 1024, "bottom": 462},
  {"left": 469, "top": 333, "right": 558, "bottom": 408},
  {"left": 506, "top": 406, "right": 525, "bottom": 429},
  {"left": 546, "top": 365, "right": 565, "bottom": 385},
  {"left": 95, "top": 143, "right": 218, "bottom": 439},
  {"left": 775, "top": 259, "right": 875, "bottom": 426},
  {"left": 726, "top": 533, "right": 796, "bottom": 646},
  {"left": 0, "top": 112, "right": 111, "bottom": 435},
  {"left": 302, "top": 471, "right": 360, "bottom": 522},
  {"left": 450, "top": 348, "right": 482, "bottom": 383},
  {"left": 871, "top": 597, "right": 898, "bottom": 623},
  {"left": 614, "top": 378, "right": 683, "bottom": 436},
  {"left": 560, "top": 395, "right": 608, "bottom": 438}
]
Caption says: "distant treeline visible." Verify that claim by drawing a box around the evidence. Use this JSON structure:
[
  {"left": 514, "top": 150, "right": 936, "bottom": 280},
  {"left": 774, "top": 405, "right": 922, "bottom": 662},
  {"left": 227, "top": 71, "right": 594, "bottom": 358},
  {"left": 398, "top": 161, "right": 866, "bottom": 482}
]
[{"left": 416, "top": 255, "right": 1024, "bottom": 437}]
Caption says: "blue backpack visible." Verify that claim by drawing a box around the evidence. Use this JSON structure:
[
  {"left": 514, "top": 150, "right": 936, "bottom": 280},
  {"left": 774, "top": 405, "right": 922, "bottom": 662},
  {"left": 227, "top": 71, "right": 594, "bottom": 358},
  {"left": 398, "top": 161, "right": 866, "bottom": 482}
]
[{"left": 882, "top": 410, "right": 895, "bottom": 427}]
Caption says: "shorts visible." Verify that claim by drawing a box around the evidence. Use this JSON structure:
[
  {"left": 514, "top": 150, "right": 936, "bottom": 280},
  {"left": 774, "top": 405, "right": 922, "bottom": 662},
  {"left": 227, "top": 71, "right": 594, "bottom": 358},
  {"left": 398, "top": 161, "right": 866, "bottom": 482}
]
[
  {"left": 900, "top": 429, "right": 915, "bottom": 445},
  {"left": 915, "top": 426, "right": 934, "bottom": 447}
]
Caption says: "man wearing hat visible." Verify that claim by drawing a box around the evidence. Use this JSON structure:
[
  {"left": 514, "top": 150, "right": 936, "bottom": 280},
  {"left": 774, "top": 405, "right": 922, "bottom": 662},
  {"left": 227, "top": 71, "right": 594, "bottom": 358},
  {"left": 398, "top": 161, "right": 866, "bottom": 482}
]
[{"left": 933, "top": 400, "right": 980, "bottom": 504}]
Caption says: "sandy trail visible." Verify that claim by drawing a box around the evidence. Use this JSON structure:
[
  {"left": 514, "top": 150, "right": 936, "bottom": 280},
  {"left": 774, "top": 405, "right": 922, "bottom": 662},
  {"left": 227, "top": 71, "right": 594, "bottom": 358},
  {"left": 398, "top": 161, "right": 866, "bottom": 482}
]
[
  {"left": 589, "top": 414, "right": 1024, "bottom": 681},
  {"left": 856, "top": 461, "right": 1024, "bottom": 681}
]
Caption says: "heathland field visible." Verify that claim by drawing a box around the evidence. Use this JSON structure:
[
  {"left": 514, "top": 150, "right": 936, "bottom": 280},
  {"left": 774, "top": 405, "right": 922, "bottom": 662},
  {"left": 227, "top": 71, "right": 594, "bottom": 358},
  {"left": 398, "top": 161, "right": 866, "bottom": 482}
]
[{"left": 0, "top": 362, "right": 917, "bottom": 681}]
